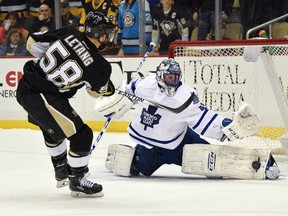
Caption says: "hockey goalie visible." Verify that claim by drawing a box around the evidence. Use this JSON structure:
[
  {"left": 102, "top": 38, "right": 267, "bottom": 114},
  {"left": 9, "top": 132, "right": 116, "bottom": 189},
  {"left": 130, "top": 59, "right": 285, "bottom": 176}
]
[{"left": 95, "top": 59, "right": 280, "bottom": 180}]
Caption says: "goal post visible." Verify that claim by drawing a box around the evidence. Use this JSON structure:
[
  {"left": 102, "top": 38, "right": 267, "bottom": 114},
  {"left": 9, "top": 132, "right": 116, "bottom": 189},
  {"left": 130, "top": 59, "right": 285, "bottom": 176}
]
[{"left": 168, "top": 39, "right": 288, "bottom": 154}]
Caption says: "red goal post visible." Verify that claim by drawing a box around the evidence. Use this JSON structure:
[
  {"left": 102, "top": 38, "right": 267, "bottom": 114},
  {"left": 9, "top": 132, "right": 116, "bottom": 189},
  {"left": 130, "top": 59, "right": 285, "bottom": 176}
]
[{"left": 169, "top": 39, "right": 288, "bottom": 154}]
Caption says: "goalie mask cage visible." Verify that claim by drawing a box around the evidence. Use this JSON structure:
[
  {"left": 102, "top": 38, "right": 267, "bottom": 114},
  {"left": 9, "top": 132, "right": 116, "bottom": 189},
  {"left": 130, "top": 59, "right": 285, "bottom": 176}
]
[{"left": 169, "top": 39, "right": 288, "bottom": 154}]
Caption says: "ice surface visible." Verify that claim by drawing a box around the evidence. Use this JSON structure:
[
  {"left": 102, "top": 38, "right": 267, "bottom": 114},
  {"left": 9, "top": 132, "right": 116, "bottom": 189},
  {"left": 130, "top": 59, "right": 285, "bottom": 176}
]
[{"left": 0, "top": 129, "right": 287, "bottom": 216}]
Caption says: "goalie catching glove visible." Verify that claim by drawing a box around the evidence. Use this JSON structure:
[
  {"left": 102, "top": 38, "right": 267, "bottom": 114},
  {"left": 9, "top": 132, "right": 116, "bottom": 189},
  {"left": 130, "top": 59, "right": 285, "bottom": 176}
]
[
  {"left": 222, "top": 102, "right": 260, "bottom": 141},
  {"left": 95, "top": 81, "right": 134, "bottom": 119}
]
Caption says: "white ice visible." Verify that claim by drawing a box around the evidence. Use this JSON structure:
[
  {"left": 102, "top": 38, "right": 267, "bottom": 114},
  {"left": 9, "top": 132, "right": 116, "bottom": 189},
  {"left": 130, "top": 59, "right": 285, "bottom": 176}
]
[{"left": 0, "top": 129, "right": 288, "bottom": 216}]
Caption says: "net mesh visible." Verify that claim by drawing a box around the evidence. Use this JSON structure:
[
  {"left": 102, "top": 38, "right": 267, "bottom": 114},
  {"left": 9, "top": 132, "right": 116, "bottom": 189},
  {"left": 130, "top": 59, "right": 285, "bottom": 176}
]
[{"left": 169, "top": 40, "right": 288, "bottom": 154}]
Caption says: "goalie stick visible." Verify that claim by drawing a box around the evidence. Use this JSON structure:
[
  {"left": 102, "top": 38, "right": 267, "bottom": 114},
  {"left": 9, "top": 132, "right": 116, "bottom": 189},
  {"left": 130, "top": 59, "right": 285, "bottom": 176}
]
[{"left": 116, "top": 89, "right": 195, "bottom": 114}]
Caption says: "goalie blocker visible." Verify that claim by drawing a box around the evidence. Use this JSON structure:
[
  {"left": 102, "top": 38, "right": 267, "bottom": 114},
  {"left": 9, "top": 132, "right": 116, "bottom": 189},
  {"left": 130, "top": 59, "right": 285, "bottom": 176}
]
[{"left": 105, "top": 143, "right": 280, "bottom": 180}]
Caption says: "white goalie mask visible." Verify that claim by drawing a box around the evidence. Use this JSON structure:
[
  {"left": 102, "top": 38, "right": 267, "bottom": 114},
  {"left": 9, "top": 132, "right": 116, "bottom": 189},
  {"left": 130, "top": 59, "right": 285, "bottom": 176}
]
[{"left": 156, "top": 59, "right": 182, "bottom": 96}]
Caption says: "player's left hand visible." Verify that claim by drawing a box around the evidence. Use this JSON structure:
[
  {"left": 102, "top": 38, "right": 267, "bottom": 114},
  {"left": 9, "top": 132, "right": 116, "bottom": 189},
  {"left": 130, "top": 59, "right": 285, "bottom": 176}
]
[{"left": 103, "top": 80, "right": 115, "bottom": 97}]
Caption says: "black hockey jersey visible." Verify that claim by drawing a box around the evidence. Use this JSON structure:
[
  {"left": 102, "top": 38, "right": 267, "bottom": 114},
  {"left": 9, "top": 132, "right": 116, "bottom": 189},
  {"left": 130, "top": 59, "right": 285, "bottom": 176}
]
[
  {"left": 153, "top": 8, "right": 187, "bottom": 53},
  {"left": 24, "top": 26, "right": 111, "bottom": 98},
  {"left": 79, "top": 0, "right": 118, "bottom": 28}
]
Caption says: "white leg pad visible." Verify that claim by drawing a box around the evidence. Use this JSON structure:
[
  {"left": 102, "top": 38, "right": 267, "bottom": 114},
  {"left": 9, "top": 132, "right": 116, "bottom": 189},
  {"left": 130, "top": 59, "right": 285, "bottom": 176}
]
[
  {"left": 105, "top": 144, "right": 135, "bottom": 176},
  {"left": 182, "top": 144, "right": 271, "bottom": 180}
]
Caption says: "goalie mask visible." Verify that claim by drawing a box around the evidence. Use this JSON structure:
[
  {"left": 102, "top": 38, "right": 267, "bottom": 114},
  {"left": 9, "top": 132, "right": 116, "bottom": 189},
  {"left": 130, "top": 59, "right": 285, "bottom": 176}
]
[
  {"left": 156, "top": 59, "right": 182, "bottom": 96},
  {"left": 84, "top": 12, "right": 115, "bottom": 49}
]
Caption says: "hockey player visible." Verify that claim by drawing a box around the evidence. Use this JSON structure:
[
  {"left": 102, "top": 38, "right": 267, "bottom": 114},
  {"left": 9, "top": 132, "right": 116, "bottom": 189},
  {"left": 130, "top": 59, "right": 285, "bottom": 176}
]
[
  {"left": 96, "top": 59, "right": 280, "bottom": 180},
  {"left": 16, "top": 12, "right": 116, "bottom": 197},
  {"left": 79, "top": 0, "right": 119, "bottom": 54}
]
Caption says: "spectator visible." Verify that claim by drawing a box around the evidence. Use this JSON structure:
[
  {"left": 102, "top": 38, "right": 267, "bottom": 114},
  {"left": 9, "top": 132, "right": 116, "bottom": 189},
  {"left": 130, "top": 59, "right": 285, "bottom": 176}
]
[
  {"left": 0, "top": 0, "right": 28, "bottom": 24},
  {"left": 26, "top": 0, "right": 54, "bottom": 29},
  {"left": 151, "top": 0, "right": 188, "bottom": 55},
  {"left": 61, "top": 0, "right": 80, "bottom": 28},
  {"left": 29, "top": 3, "right": 55, "bottom": 33},
  {"left": 174, "top": 0, "right": 198, "bottom": 39},
  {"left": 272, "top": 0, "right": 288, "bottom": 20},
  {"left": 0, "top": 12, "right": 29, "bottom": 45},
  {"left": 39, "top": 25, "right": 49, "bottom": 33},
  {"left": 147, "top": 0, "right": 161, "bottom": 20},
  {"left": 79, "top": 0, "right": 118, "bottom": 54},
  {"left": 67, "top": 0, "right": 83, "bottom": 18},
  {"left": 79, "top": 0, "right": 118, "bottom": 32},
  {"left": 225, "top": 0, "right": 241, "bottom": 23},
  {"left": 205, "top": 23, "right": 231, "bottom": 40},
  {"left": 113, "top": 0, "right": 123, "bottom": 6},
  {"left": 0, "top": 28, "right": 29, "bottom": 56},
  {"left": 239, "top": 0, "right": 287, "bottom": 37},
  {"left": 194, "top": 0, "right": 233, "bottom": 41},
  {"left": 117, "top": 0, "right": 152, "bottom": 55}
]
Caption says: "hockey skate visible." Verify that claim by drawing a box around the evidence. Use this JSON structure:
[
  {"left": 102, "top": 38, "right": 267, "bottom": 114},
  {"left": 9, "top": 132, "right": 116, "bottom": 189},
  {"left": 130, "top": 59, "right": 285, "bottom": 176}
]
[
  {"left": 52, "top": 153, "right": 90, "bottom": 188},
  {"left": 51, "top": 152, "right": 69, "bottom": 188},
  {"left": 54, "top": 162, "right": 69, "bottom": 188},
  {"left": 69, "top": 174, "right": 103, "bottom": 198},
  {"left": 265, "top": 155, "right": 280, "bottom": 180}
]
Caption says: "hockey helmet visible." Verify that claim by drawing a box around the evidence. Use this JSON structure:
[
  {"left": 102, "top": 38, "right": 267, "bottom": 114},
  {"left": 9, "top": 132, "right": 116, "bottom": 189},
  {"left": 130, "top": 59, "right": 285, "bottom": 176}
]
[
  {"left": 84, "top": 12, "right": 115, "bottom": 42},
  {"left": 156, "top": 59, "right": 182, "bottom": 96}
]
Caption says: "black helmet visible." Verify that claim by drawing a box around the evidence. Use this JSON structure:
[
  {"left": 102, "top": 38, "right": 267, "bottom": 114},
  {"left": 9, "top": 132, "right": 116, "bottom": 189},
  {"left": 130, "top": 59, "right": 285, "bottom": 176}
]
[{"left": 84, "top": 12, "right": 115, "bottom": 42}]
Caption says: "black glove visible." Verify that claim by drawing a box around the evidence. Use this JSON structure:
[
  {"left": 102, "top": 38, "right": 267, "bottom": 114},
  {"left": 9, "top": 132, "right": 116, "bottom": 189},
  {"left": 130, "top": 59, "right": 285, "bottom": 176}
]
[{"left": 103, "top": 80, "right": 115, "bottom": 97}]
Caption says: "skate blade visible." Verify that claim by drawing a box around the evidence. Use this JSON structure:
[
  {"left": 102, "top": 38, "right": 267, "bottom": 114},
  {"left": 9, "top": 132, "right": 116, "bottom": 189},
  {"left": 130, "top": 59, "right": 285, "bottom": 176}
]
[
  {"left": 56, "top": 179, "right": 69, "bottom": 188},
  {"left": 70, "top": 191, "right": 104, "bottom": 198}
]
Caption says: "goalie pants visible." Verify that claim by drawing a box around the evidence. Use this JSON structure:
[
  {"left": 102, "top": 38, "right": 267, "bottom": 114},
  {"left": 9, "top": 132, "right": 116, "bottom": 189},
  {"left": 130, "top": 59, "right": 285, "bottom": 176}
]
[{"left": 133, "top": 127, "right": 209, "bottom": 176}]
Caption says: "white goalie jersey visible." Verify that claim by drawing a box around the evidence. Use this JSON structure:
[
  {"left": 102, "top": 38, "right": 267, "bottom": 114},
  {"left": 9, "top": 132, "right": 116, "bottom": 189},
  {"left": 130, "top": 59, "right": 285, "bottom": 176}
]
[{"left": 126, "top": 74, "right": 228, "bottom": 150}]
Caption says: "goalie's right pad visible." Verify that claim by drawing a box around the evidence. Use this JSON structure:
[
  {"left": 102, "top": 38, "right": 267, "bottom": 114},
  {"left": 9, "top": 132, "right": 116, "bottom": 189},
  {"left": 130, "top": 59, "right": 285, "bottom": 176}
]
[
  {"left": 182, "top": 144, "right": 274, "bottom": 180},
  {"left": 105, "top": 144, "right": 135, "bottom": 176},
  {"left": 222, "top": 103, "right": 260, "bottom": 141}
]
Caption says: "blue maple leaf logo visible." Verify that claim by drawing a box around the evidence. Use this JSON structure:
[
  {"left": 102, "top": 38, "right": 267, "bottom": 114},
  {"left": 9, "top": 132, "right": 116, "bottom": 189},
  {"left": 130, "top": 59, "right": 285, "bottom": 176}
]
[{"left": 140, "top": 106, "right": 162, "bottom": 130}]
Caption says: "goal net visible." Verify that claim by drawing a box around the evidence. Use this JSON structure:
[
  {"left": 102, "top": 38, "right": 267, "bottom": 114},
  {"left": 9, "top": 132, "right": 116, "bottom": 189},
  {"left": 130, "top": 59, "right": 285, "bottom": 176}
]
[{"left": 169, "top": 39, "right": 288, "bottom": 154}]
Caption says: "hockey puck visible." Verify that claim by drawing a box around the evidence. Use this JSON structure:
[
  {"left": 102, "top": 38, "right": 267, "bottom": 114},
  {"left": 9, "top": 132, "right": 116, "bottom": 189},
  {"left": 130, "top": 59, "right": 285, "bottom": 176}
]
[{"left": 252, "top": 161, "right": 261, "bottom": 170}]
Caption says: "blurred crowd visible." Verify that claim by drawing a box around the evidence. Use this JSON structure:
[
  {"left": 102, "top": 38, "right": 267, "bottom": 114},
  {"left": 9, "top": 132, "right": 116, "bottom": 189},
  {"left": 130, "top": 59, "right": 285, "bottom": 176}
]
[{"left": 0, "top": 0, "right": 287, "bottom": 57}]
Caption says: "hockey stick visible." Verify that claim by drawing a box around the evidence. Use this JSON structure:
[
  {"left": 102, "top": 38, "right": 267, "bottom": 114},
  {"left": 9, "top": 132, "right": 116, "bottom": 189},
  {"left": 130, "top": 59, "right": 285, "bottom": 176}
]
[
  {"left": 91, "top": 112, "right": 114, "bottom": 150},
  {"left": 135, "top": 42, "right": 155, "bottom": 74},
  {"left": 92, "top": 43, "right": 155, "bottom": 149}
]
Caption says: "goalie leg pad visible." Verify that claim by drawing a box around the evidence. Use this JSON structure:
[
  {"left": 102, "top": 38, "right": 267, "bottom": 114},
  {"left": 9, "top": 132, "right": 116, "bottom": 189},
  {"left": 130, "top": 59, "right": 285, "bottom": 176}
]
[
  {"left": 181, "top": 144, "right": 272, "bottom": 180},
  {"left": 105, "top": 144, "right": 135, "bottom": 176}
]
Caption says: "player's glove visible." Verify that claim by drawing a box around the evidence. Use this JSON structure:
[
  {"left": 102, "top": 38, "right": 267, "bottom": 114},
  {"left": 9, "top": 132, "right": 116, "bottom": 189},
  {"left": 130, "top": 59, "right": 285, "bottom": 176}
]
[
  {"left": 103, "top": 80, "right": 115, "bottom": 97},
  {"left": 86, "top": 80, "right": 115, "bottom": 98}
]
